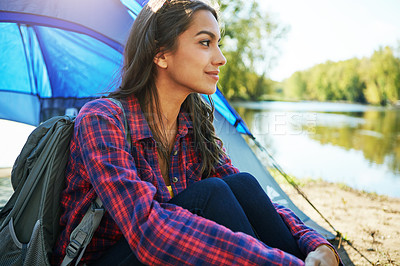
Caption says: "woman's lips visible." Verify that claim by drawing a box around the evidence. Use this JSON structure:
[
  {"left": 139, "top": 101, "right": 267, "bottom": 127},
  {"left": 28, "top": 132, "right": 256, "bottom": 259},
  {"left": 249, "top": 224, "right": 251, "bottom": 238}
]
[{"left": 205, "top": 71, "right": 219, "bottom": 81}]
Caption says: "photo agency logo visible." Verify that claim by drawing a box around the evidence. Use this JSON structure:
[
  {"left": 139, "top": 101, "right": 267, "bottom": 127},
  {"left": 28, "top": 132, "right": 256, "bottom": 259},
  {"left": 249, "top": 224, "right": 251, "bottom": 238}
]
[{"left": 252, "top": 112, "right": 317, "bottom": 136}]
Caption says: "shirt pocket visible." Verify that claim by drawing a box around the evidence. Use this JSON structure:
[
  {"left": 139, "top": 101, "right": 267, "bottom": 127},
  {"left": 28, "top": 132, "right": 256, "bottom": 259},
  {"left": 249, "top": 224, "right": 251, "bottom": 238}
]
[{"left": 186, "top": 163, "right": 202, "bottom": 186}]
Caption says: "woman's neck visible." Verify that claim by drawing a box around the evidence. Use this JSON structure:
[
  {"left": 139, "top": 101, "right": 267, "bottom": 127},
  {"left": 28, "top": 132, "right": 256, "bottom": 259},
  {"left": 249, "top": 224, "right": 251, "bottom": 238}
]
[
  {"left": 158, "top": 96, "right": 180, "bottom": 132},
  {"left": 154, "top": 77, "right": 188, "bottom": 131}
]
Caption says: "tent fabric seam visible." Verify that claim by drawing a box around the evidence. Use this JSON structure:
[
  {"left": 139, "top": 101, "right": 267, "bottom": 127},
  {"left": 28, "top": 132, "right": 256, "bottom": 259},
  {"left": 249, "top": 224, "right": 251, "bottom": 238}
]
[
  {"left": 17, "top": 24, "right": 36, "bottom": 96},
  {"left": 0, "top": 11, "right": 123, "bottom": 53}
]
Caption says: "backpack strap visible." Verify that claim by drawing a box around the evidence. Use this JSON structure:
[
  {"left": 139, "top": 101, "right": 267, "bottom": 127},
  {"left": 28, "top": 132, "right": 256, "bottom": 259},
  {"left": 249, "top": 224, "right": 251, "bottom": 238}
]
[
  {"left": 61, "top": 98, "right": 130, "bottom": 266},
  {"left": 61, "top": 198, "right": 104, "bottom": 266},
  {"left": 109, "top": 98, "right": 131, "bottom": 145}
]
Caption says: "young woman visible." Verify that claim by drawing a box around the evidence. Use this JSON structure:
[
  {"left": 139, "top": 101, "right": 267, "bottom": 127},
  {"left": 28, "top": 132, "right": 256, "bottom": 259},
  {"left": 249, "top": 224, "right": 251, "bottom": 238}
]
[{"left": 52, "top": 0, "right": 340, "bottom": 265}]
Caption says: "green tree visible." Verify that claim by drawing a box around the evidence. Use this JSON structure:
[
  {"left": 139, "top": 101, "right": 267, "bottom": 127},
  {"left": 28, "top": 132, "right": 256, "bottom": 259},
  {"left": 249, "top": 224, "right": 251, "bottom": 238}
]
[
  {"left": 216, "top": 0, "right": 288, "bottom": 100},
  {"left": 362, "top": 46, "right": 400, "bottom": 105},
  {"left": 339, "top": 59, "right": 366, "bottom": 102},
  {"left": 284, "top": 71, "right": 307, "bottom": 100}
]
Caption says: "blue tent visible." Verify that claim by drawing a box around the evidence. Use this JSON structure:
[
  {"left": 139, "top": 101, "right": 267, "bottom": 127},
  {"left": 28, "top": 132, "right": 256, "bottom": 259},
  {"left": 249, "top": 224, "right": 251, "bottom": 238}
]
[
  {"left": 0, "top": 0, "right": 333, "bottom": 238},
  {"left": 0, "top": 0, "right": 250, "bottom": 135}
]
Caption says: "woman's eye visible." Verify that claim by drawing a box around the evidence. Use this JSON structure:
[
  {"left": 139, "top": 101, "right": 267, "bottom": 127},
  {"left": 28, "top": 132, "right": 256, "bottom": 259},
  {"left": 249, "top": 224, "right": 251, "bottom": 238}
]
[{"left": 200, "top": 40, "right": 211, "bottom": 47}]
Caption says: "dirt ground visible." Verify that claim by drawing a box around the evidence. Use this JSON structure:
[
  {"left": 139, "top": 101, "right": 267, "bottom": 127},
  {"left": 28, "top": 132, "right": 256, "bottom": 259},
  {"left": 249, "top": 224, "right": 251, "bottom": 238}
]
[{"left": 279, "top": 179, "right": 400, "bottom": 265}]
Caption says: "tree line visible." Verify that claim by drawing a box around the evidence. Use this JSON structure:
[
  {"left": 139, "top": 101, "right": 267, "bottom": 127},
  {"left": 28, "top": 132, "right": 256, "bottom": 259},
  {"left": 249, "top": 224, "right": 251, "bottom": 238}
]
[{"left": 283, "top": 46, "right": 400, "bottom": 105}]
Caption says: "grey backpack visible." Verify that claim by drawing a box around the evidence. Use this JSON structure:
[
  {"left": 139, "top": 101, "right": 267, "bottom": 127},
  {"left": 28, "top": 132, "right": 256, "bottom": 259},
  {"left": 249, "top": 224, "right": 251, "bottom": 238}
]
[{"left": 0, "top": 99, "right": 128, "bottom": 266}]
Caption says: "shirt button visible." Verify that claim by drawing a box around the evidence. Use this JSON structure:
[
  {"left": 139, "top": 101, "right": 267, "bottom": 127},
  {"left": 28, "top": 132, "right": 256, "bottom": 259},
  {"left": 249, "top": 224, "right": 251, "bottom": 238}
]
[
  {"left": 172, "top": 177, "right": 178, "bottom": 183},
  {"left": 173, "top": 150, "right": 178, "bottom": 156}
]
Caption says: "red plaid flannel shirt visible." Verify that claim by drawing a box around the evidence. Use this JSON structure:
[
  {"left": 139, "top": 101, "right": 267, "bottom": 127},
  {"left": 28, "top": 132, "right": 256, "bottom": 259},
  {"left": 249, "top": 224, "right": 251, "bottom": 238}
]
[{"left": 52, "top": 95, "right": 334, "bottom": 265}]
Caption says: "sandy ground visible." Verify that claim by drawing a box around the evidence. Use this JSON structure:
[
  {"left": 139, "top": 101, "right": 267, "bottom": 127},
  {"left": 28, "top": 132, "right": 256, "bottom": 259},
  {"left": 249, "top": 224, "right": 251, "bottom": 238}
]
[
  {"left": 278, "top": 179, "right": 400, "bottom": 265},
  {"left": 1, "top": 167, "right": 399, "bottom": 265}
]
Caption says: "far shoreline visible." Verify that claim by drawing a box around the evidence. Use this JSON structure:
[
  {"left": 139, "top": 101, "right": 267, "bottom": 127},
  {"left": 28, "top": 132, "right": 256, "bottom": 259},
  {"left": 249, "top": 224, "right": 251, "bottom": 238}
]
[
  {"left": 231, "top": 99, "right": 397, "bottom": 110},
  {"left": 0, "top": 167, "right": 12, "bottom": 178},
  {"left": 230, "top": 97, "right": 400, "bottom": 109}
]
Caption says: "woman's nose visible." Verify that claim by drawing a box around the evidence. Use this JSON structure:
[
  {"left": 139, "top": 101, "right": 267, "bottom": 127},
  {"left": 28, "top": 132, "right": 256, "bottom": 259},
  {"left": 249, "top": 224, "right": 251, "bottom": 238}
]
[{"left": 213, "top": 47, "right": 227, "bottom": 66}]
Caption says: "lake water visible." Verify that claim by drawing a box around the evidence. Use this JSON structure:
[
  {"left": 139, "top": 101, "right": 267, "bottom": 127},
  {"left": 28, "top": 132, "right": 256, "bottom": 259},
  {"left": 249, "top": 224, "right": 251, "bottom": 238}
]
[{"left": 232, "top": 101, "right": 400, "bottom": 198}]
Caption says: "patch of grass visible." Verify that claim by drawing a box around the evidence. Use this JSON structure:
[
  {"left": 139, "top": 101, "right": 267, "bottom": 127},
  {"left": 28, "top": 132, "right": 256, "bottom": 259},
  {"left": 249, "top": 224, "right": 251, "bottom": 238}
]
[{"left": 267, "top": 167, "right": 321, "bottom": 187}]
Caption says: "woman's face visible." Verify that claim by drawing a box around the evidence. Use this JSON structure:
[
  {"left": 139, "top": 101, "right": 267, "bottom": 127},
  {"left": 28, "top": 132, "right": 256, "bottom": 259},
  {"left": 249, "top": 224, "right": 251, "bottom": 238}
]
[{"left": 160, "top": 9, "right": 226, "bottom": 97}]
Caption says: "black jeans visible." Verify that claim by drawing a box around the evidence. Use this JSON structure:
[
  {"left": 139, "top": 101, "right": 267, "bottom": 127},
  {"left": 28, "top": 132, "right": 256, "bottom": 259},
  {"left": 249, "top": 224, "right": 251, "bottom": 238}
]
[{"left": 94, "top": 173, "right": 304, "bottom": 265}]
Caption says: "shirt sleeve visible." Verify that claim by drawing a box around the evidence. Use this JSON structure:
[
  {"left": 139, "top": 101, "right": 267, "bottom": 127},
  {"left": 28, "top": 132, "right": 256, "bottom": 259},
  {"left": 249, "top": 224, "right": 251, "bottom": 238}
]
[
  {"left": 273, "top": 202, "right": 340, "bottom": 261},
  {"left": 74, "top": 101, "right": 305, "bottom": 266},
  {"left": 211, "top": 146, "right": 240, "bottom": 178}
]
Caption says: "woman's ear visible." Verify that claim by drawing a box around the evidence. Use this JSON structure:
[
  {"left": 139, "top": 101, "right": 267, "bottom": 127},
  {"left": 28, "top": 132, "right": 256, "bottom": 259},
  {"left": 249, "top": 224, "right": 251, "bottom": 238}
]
[{"left": 153, "top": 51, "right": 168, "bottom": 69}]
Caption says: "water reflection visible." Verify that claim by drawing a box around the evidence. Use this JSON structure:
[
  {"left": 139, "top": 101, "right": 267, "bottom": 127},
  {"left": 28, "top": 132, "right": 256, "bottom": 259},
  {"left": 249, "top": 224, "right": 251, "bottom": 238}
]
[{"left": 233, "top": 102, "right": 400, "bottom": 198}]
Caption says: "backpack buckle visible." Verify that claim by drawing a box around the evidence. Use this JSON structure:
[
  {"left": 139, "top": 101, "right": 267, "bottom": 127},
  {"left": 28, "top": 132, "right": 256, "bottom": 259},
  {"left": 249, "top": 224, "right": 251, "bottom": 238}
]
[
  {"left": 66, "top": 239, "right": 82, "bottom": 258},
  {"left": 91, "top": 201, "right": 103, "bottom": 211}
]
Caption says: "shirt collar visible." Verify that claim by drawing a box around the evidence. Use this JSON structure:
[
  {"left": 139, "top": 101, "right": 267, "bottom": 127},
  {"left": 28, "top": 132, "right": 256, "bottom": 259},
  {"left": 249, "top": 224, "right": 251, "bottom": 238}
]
[{"left": 125, "top": 94, "right": 193, "bottom": 142}]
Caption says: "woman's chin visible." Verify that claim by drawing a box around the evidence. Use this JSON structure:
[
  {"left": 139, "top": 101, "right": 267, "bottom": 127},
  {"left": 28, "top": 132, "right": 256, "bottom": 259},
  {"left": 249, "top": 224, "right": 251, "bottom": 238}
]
[
  {"left": 202, "top": 86, "right": 217, "bottom": 95},
  {"left": 189, "top": 83, "right": 217, "bottom": 96}
]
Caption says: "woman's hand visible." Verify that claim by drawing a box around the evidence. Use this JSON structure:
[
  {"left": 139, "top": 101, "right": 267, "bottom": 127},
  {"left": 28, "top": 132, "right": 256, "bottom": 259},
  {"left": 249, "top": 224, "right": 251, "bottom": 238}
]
[{"left": 304, "top": 244, "right": 339, "bottom": 266}]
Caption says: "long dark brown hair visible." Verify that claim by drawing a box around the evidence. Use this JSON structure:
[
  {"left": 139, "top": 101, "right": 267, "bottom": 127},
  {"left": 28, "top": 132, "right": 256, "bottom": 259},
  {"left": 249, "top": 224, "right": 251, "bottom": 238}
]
[{"left": 109, "top": 0, "right": 227, "bottom": 177}]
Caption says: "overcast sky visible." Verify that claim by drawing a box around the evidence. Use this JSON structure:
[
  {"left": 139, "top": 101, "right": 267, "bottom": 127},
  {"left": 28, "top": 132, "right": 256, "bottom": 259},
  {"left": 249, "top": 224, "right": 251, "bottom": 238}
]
[{"left": 260, "top": 0, "right": 400, "bottom": 81}]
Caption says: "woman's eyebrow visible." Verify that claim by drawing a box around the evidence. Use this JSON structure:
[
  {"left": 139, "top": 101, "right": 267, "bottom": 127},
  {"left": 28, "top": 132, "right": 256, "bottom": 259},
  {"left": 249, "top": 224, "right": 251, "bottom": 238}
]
[{"left": 195, "top": 30, "right": 221, "bottom": 41}]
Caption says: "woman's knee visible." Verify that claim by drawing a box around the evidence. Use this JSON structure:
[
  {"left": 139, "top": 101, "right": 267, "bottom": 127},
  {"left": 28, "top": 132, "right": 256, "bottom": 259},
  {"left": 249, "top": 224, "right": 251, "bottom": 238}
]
[
  {"left": 224, "top": 172, "right": 260, "bottom": 188},
  {"left": 195, "top": 178, "right": 239, "bottom": 213},
  {"left": 202, "top": 177, "right": 232, "bottom": 194}
]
